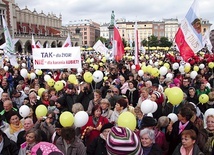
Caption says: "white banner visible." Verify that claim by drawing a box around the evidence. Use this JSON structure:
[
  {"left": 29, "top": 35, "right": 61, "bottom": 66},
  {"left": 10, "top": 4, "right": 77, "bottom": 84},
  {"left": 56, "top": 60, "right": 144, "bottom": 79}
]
[
  {"left": 33, "top": 47, "right": 81, "bottom": 69},
  {"left": 93, "top": 40, "right": 108, "bottom": 55}
]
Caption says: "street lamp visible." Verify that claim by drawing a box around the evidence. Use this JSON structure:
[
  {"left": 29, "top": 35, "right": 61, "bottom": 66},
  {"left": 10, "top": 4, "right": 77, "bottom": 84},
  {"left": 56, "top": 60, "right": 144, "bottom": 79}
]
[{"left": 147, "top": 36, "right": 150, "bottom": 52}]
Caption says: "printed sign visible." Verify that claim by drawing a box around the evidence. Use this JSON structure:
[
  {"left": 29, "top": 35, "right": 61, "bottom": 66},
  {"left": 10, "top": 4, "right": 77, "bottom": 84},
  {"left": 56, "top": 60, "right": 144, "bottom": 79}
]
[{"left": 33, "top": 47, "right": 81, "bottom": 69}]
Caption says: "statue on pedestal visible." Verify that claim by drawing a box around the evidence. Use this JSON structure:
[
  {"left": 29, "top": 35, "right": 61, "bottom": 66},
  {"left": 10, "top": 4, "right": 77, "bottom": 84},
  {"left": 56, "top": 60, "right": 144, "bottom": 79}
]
[{"left": 110, "top": 11, "right": 115, "bottom": 26}]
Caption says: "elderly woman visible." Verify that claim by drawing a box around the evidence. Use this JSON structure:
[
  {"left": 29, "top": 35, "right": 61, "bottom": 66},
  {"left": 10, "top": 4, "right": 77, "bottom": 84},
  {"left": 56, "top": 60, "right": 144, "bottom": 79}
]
[
  {"left": 197, "top": 114, "right": 214, "bottom": 155},
  {"left": 81, "top": 104, "right": 109, "bottom": 147},
  {"left": 140, "top": 128, "right": 162, "bottom": 155},
  {"left": 87, "top": 89, "right": 102, "bottom": 115},
  {"left": 100, "top": 99, "right": 113, "bottom": 120},
  {"left": 137, "top": 87, "right": 150, "bottom": 107},
  {"left": 19, "top": 129, "right": 41, "bottom": 155},
  {"left": 173, "top": 130, "right": 203, "bottom": 155},
  {"left": 4, "top": 111, "right": 24, "bottom": 142}
]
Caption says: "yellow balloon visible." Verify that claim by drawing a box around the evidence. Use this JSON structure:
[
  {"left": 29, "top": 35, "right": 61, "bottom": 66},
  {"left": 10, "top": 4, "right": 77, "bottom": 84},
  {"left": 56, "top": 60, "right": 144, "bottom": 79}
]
[
  {"left": 147, "top": 65, "right": 153, "bottom": 74},
  {"left": 159, "top": 61, "right": 163, "bottom": 66},
  {"left": 47, "top": 78, "right": 55, "bottom": 87},
  {"left": 54, "top": 81, "right": 64, "bottom": 91},
  {"left": 151, "top": 68, "right": 160, "bottom": 77},
  {"left": 118, "top": 112, "right": 136, "bottom": 131},
  {"left": 93, "top": 64, "right": 99, "bottom": 70},
  {"left": 164, "top": 63, "right": 170, "bottom": 69},
  {"left": 68, "top": 74, "right": 77, "bottom": 84},
  {"left": 193, "top": 66, "right": 199, "bottom": 72},
  {"left": 164, "top": 88, "right": 170, "bottom": 96},
  {"left": 99, "top": 62, "right": 104, "bottom": 67},
  {"left": 37, "top": 70, "right": 43, "bottom": 76},
  {"left": 86, "top": 58, "right": 90, "bottom": 63},
  {"left": 141, "top": 65, "right": 147, "bottom": 73},
  {"left": 184, "top": 66, "right": 191, "bottom": 73},
  {"left": 83, "top": 72, "right": 93, "bottom": 83},
  {"left": 35, "top": 105, "right": 48, "bottom": 118},
  {"left": 199, "top": 94, "right": 209, "bottom": 104},
  {"left": 208, "top": 62, "right": 214, "bottom": 69},
  {"left": 59, "top": 111, "right": 74, "bottom": 127},
  {"left": 101, "top": 57, "right": 106, "bottom": 63},
  {"left": 38, "top": 88, "right": 45, "bottom": 97},
  {"left": 103, "top": 76, "right": 108, "bottom": 81},
  {"left": 167, "top": 87, "right": 184, "bottom": 105},
  {"left": 27, "top": 73, "right": 31, "bottom": 79}
]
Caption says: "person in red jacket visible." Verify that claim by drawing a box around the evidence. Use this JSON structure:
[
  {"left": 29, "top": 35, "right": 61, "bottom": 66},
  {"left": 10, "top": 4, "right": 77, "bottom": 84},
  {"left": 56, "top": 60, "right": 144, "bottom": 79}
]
[{"left": 81, "top": 104, "right": 109, "bottom": 147}]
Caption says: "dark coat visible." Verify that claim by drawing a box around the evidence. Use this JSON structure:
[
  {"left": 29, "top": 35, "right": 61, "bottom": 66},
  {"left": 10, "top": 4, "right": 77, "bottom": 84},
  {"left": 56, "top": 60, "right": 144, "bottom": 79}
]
[
  {"left": 63, "top": 93, "right": 77, "bottom": 111},
  {"left": 87, "top": 136, "right": 107, "bottom": 155},
  {"left": 172, "top": 143, "right": 204, "bottom": 155},
  {"left": 1, "top": 134, "right": 19, "bottom": 155},
  {"left": 76, "top": 91, "right": 93, "bottom": 111},
  {"left": 143, "top": 143, "right": 162, "bottom": 155},
  {"left": 165, "top": 121, "right": 198, "bottom": 155},
  {"left": 125, "top": 89, "right": 139, "bottom": 107}
]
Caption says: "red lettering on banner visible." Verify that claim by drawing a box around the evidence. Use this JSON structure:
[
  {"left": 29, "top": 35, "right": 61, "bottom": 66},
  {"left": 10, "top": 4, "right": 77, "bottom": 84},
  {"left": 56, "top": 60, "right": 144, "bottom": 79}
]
[{"left": 35, "top": 59, "right": 44, "bottom": 65}]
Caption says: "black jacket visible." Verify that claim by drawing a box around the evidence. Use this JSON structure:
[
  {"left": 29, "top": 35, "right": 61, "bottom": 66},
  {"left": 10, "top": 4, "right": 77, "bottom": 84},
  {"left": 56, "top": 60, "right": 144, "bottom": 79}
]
[
  {"left": 143, "top": 143, "right": 162, "bottom": 155},
  {"left": 0, "top": 134, "right": 19, "bottom": 155},
  {"left": 87, "top": 136, "right": 107, "bottom": 155}
]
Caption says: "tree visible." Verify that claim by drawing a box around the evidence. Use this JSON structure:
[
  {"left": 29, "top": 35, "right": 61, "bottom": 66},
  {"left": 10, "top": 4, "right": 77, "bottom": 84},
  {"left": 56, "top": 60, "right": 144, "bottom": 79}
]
[
  {"left": 148, "top": 35, "right": 159, "bottom": 47},
  {"left": 141, "top": 39, "right": 147, "bottom": 46},
  {"left": 95, "top": 36, "right": 107, "bottom": 44},
  {"left": 159, "top": 36, "right": 172, "bottom": 47}
]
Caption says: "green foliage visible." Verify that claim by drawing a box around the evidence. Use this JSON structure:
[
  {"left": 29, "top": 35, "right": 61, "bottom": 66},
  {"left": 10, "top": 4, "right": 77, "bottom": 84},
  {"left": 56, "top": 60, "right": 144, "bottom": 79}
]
[{"left": 159, "top": 36, "right": 172, "bottom": 47}]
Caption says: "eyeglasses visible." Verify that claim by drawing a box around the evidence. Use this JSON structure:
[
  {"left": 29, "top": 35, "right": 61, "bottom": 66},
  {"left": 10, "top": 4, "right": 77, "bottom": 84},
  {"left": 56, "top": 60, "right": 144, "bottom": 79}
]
[{"left": 48, "top": 117, "right": 53, "bottom": 119}]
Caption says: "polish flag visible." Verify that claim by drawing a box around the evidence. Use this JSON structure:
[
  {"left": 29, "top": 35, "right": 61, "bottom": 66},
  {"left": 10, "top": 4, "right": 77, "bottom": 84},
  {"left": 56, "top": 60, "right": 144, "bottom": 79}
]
[
  {"left": 175, "top": 0, "right": 202, "bottom": 62},
  {"left": 134, "top": 21, "right": 140, "bottom": 70},
  {"left": 62, "top": 33, "right": 72, "bottom": 47},
  {"left": 31, "top": 35, "right": 41, "bottom": 48},
  {"left": 113, "top": 25, "right": 124, "bottom": 62}
]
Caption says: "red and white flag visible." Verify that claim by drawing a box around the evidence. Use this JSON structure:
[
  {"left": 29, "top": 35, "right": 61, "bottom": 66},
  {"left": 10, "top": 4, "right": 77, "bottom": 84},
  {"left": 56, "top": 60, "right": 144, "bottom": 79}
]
[
  {"left": 113, "top": 25, "right": 124, "bottom": 62},
  {"left": 31, "top": 35, "right": 41, "bottom": 48},
  {"left": 175, "top": 0, "right": 202, "bottom": 62},
  {"left": 134, "top": 21, "right": 140, "bottom": 70},
  {"left": 62, "top": 33, "right": 72, "bottom": 47}
]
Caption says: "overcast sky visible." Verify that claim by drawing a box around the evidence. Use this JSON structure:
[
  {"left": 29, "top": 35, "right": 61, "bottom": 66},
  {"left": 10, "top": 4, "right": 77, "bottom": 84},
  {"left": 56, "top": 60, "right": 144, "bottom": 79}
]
[{"left": 15, "top": 0, "right": 213, "bottom": 29}]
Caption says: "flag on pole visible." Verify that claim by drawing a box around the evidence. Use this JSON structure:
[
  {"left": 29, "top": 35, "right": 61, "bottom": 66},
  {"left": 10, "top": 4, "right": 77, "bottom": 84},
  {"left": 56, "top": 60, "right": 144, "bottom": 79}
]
[
  {"left": 129, "top": 31, "right": 133, "bottom": 48},
  {"left": 1, "top": 16, "right": 18, "bottom": 66},
  {"left": 62, "top": 33, "right": 72, "bottom": 47},
  {"left": 113, "top": 25, "right": 124, "bottom": 62},
  {"left": 134, "top": 21, "right": 140, "bottom": 70},
  {"left": 32, "top": 35, "right": 41, "bottom": 48},
  {"left": 175, "top": 0, "right": 202, "bottom": 62}
]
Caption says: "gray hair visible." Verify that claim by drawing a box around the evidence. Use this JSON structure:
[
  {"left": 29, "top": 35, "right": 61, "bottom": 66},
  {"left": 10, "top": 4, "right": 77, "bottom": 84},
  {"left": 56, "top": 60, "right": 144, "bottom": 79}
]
[
  {"left": 140, "top": 128, "right": 155, "bottom": 143},
  {"left": 72, "top": 103, "right": 84, "bottom": 114}
]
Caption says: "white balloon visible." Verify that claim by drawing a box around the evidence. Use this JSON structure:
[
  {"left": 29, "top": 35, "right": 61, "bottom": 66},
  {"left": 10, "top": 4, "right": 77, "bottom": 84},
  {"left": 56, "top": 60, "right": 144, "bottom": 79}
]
[
  {"left": 185, "top": 63, "right": 191, "bottom": 68},
  {"left": 77, "top": 68, "right": 83, "bottom": 73},
  {"left": 166, "top": 73, "right": 173, "bottom": 80},
  {"left": 132, "top": 56, "right": 135, "bottom": 60},
  {"left": 44, "top": 74, "right": 51, "bottom": 81},
  {"left": 167, "top": 113, "right": 178, "bottom": 123},
  {"left": 199, "top": 64, "right": 205, "bottom": 69},
  {"left": 141, "top": 99, "right": 154, "bottom": 114},
  {"left": 138, "top": 70, "right": 144, "bottom": 77},
  {"left": 159, "top": 66, "right": 168, "bottom": 75},
  {"left": 131, "top": 65, "right": 136, "bottom": 70},
  {"left": 93, "top": 70, "right": 104, "bottom": 83},
  {"left": 147, "top": 113, "right": 153, "bottom": 117},
  {"left": 90, "top": 58, "right": 94, "bottom": 63},
  {"left": 179, "top": 66, "right": 185, "bottom": 73},
  {"left": 172, "top": 63, "right": 179, "bottom": 70},
  {"left": 154, "top": 62, "right": 159, "bottom": 67},
  {"left": 74, "top": 111, "right": 89, "bottom": 127},
  {"left": 3, "top": 66, "right": 8, "bottom": 71},
  {"left": 150, "top": 101, "right": 158, "bottom": 113},
  {"left": 149, "top": 60, "right": 154, "bottom": 65},
  {"left": 190, "top": 71, "right": 198, "bottom": 79},
  {"left": 19, "top": 105, "right": 30, "bottom": 118},
  {"left": 20, "top": 68, "right": 28, "bottom": 78},
  {"left": 30, "top": 73, "right": 36, "bottom": 80},
  {"left": 22, "top": 63, "right": 26, "bottom": 68}
]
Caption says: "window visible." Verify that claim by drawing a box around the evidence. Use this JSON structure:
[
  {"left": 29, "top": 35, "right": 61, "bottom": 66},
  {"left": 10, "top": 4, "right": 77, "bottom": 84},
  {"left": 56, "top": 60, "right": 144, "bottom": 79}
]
[
  {"left": 84, "top": 32, "right": 87, "bottom": 35},
  {"left": 84, "top": 41, "right": 87, "bottom": 44},
  {"left": 84, "top": 36, "right": 87, "bottom": 39}
]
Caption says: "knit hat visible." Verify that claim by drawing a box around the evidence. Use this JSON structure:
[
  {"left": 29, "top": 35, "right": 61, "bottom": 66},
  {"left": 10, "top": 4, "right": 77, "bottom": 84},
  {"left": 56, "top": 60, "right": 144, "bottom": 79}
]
[
  {"left": 141, "top": 116, "right": 157, "bottom": 129},
  {"left": 106, "top": 126, "right": 143, "bottom": 155},
  {"left": 100, "top": 123, "right": 114, "bottom": 133},
  {"left": 152, "top": 91, "right": 161, "bottom": 99}
]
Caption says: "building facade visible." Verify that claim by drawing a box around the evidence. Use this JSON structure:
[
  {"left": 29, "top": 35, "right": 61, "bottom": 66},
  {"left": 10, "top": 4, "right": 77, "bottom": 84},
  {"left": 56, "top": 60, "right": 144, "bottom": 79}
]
[
  {"left": 0, "top": 0, "right": 81, "bottom": 53},
  {"left": 67, "top": 19, "right": 100, "bottom": 47}
]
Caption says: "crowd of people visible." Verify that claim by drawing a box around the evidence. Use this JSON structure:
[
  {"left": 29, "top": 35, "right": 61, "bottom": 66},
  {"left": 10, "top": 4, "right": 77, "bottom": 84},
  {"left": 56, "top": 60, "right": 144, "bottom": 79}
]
[{"left": 0, "top": 49, "right": 213, "bottom": 155}]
